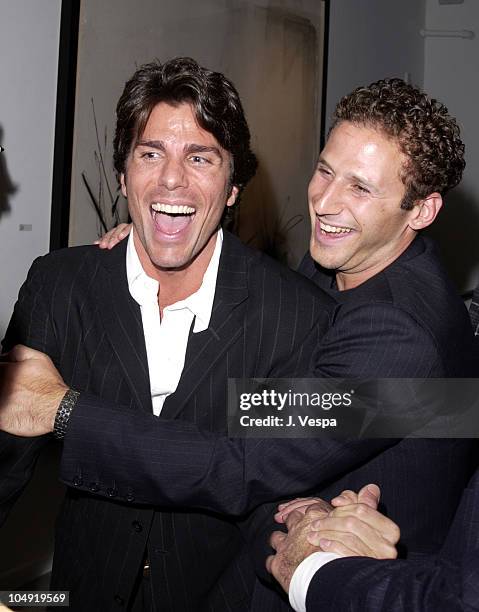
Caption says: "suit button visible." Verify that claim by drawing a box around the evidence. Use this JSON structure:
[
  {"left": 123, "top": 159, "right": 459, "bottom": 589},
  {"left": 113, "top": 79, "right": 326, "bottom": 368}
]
[
  {"left": 72, "top": 476, "right": 83, "bottom": 487},
  {"left": 106, "top": 487, "right": 117, "bottom": 497},
  {"left": 131, "top": 520, "right": 142, "bottom": 533},
  {"left": 88, "top": 482, "right": 99, "bottom": 492},
  {"left": 114, "top": 595, "right": 124, "bottom": 606},
  {"left": 125, "top": 492, "right": 135, "bottom": 502}
]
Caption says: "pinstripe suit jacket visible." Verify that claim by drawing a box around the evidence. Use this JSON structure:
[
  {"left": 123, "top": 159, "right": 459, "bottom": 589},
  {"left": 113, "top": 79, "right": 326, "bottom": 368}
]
[
  {"left": 59, "top": 234, "right": 479, "bottom": 611},
  {"left": 305, "top": 467, "right": 479, "bottom": 611},
  {"left": 0, "top": 231, "right": 337, "bottom": 611}
]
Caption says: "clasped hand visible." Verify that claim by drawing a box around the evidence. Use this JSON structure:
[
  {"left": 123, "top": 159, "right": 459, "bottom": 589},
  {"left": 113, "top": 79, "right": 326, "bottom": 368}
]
[{"left": 266, "top": 484, "right": 400, "bottom": 593}]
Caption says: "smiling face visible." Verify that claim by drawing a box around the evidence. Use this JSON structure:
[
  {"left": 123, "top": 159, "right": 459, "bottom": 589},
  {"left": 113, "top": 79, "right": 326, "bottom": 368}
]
[
  {"left": 308, "top": 121, "right": 419, "bottom": 289},
  {"left": 121, "top": 102, "right": 238, "bottom": 280}
]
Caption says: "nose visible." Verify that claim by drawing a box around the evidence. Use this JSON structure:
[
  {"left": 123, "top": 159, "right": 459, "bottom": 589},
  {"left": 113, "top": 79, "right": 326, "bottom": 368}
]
[
  {"left": 308, "top": 174, "right": 343, "bottom": 216},
  {"left": 158, "top": 156, "right": 188, "bottom": 190}
]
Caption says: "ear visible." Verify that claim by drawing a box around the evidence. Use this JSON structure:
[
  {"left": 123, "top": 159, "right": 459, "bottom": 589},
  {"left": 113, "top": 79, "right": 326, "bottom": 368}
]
[
  {"left": 226, "top": 185, "right": 239, "bottom": 207},
  {"left": 120, "top": 173, "right": 127, "bottom": 198},
  {"left": 408, "top": 193, "right": 443, "bottom": 230}
]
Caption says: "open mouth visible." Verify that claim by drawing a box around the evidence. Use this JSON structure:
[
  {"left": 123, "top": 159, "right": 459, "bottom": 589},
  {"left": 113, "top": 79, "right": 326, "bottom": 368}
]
[{"left": 151, "top": 202, "right": 195, "bottom": 235}]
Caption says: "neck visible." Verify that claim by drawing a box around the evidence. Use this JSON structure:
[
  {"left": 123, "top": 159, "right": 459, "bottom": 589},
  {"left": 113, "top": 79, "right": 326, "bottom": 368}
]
[
  {"left": 335, "top": 234, "right": 416, "bottom": 290},
  {"left": 134, "top": 231, "right": 218, "bottom": 310}
]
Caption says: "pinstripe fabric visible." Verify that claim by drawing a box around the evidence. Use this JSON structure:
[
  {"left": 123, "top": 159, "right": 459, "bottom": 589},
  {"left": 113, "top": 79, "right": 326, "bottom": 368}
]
[
  {"left": 61, "top": 395, "right": 396, "bottom": 512},
  {"left": 0, "top": 231, "right": 335, "bottom": 612},
  {"left": 306, "top": 468, "right": 479, "bottom": 611}
]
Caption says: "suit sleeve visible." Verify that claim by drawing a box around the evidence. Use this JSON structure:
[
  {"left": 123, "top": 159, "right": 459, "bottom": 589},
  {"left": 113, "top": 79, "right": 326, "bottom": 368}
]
[
  {"left": 304, "top": 557, "right": 464, "bottom": 612},
  {"left": 0, "top": 257, "right": 58, "bottom": 525},
  {"left": 60, "top": 391, "right": 397, "bottom": 515}
]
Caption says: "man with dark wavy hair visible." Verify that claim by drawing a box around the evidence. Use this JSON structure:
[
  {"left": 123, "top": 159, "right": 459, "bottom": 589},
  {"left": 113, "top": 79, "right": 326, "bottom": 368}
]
[
  {"left": 0, "top": 57, "right": 341, "bottom": 611},
  {"left": 113, "top": 58, "right": 258, "bottom": 201},
  {"left": 302, "top": 77, "right": 465, "bottom": 295}
]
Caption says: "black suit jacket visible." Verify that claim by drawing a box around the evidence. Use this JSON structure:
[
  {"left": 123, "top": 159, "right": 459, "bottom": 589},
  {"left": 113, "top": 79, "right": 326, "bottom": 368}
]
[
  {"left": 306, "top": 467, "right": 479, "bottom": 611},
  {"left": 1, "top": 231, "right": 344, "bottom": 611},
  {"left": 57, "top": 235, "right": 478, "bottom": 610},
  {"left": 297, "top": 236, "right": 478, "bottom": 560}
]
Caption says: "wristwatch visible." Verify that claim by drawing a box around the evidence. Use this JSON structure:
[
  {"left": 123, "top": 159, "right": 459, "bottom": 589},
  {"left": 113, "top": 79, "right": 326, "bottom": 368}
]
[{"left": 53, "top": 389, "right": 80, "bottom": 440}]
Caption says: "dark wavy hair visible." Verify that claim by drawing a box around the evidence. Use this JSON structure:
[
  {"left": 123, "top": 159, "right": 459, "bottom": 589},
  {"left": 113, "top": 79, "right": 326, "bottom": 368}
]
[
  {"left": 113, "top": 57, "right": 258, "bottom": 198},
  {"left": 331, "top": 78, "right": 465, "bottom": 209}
]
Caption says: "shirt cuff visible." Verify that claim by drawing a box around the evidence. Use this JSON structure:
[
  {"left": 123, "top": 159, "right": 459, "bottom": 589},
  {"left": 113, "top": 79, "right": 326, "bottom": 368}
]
[{"left": 289, "top": 551, "right": 341, "bottom": 612}]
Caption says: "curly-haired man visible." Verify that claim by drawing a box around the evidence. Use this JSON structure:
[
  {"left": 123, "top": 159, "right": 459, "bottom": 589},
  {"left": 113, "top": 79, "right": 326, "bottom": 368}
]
[
  {"left": 270, "top": 80, "right": 479, "bottom": 611},
  {"left": 304, "top": 78, "right": 465, "bottom": 290}
]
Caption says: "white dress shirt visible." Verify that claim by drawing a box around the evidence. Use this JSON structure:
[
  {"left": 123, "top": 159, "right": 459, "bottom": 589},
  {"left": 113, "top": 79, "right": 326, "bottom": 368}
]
[
  {"left": 289, "top": 551, "right": 341, "bottom": 612},
  {"left": 126, "top": 227, "right": 223, "bottom": 416}
]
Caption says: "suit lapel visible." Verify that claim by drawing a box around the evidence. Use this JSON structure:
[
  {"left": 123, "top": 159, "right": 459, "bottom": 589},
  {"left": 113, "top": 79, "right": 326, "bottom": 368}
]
[
  {"left": 161, "top": 232, "right": 249, "bottom": 420},
  {"left": 96, "top": 241, "right": 152, "bottom": 414}
]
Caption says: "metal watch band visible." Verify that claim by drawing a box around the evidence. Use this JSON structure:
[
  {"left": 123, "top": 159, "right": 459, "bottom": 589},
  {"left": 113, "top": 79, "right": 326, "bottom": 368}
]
[{"left": 53, "top": 389, "right": 80, "bottom": 440}]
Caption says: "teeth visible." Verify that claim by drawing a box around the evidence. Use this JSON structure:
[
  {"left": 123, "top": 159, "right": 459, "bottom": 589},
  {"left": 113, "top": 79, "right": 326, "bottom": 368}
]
[
  {"left": 151, "top": 203, "right": 195, "bottom": 214},
  {"left": 320, "top": 221, "right": 352, "bottom": 234}
]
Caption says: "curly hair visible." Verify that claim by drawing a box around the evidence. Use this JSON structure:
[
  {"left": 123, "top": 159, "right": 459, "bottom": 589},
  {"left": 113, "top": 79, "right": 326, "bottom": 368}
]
[
  {"left": 113, "top": 57, "right": 257, "bottom": 198},
  {"left": 331, "top": 78, "right": 465, "bottom": 209}
]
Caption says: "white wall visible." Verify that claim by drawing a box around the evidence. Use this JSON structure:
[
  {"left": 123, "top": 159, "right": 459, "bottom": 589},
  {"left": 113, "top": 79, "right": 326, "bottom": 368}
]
[
  {"left": 326, "top": 0, "right": 426, "bottom": 130},
  {"left": 0, "top": 0, "right": 62, "bottom": 587},
  {"left": 0, "top": 0, "right": 62, "bottom": 338},
  {"left": 69, "top": 0, "right": 327, "bottom": 268},
  {"left": 423, "top": 0, "right": 479, "bottom": 292}
]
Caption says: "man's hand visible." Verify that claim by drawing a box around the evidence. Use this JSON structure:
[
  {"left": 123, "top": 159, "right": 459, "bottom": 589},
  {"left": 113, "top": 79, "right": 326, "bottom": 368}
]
[
  {"left": 307, "top": 498, "right": 400, "bottom": 559},
  {"left": 275, "top": 484, "right": 380, "bottom": 523},
  {"left": 0, "top": 345, "right": 68, "bottom": 436},
  {"left": 94, "top": 223, "right": 131, "bottom": 249},
  {"left": 275, "top": 496, "right": 334, "bottom": 523},
  {"left": 266, "top": 507, "right": 327, "bottom": 593},
  {"left": 266, "top": 485, "right": 400, "bottom": 593}
]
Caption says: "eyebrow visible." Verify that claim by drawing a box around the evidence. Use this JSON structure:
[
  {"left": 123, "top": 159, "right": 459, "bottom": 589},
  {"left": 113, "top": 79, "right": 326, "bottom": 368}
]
[
  {"left": 347, "top": 172, "right": 380, "bottom": 193},
  {"left": 317, "top": 156, "right": 332, "bottom": 171},
  {"left": 136, "top": 139, "right": 165, "bottom": 150},
  {"left": 136, "top": 140, "right": 224, "bottom": 159},
  {"left": 318, "top": 156, "right": 380, "bottom": 194}
]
